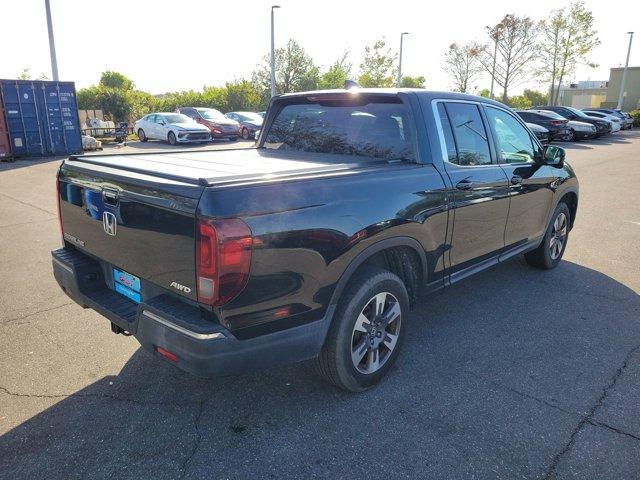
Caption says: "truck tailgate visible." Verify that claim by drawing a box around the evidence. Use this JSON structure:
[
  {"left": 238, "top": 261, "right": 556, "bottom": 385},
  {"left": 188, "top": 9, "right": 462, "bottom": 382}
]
[{"left": 58, "top": 158, "right": 204, "bottom": 302}]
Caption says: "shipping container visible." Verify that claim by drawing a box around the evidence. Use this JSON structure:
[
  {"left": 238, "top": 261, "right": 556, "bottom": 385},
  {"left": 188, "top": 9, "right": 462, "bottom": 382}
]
[
  {"left": 0, "top": 95, "right": 10, "bottom": 160},
  {"left": 0, "top": 79, "right": 83, "bottom": 158}
]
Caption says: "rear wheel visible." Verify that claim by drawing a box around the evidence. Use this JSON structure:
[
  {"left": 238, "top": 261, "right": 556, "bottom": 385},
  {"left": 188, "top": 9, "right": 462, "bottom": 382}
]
[
  {"left": 314, "top": 267, "right": 409, "bottom": 392},
  {"left": 242, "top": 127, "right": 250, "bottom": 140},
  {"left": 525, "top": 202, "right": 570, "bottom": 269},
  {"left": 137, "top": 129, "right": 147, "bottom": 142},
  {"left": 168, "top": 131, "right": 177, "bottom": 146}
]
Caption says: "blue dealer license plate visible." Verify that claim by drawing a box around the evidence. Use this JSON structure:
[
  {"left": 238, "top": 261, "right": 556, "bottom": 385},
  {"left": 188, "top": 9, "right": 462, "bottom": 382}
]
[{"left": 113, "top": 267, "right": 141, "bottom": 303}]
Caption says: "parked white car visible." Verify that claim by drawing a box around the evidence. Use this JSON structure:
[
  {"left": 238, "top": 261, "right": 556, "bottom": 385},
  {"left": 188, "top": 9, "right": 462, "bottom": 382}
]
[
  {"left": 134, "top": 113, "right": 212, "bottom": 145},
  {"left": 582, "top": 110, "right": 622, "bottom": 133},
  {"left": 567, "top": 120, "right": 597, "bottom": 140}
]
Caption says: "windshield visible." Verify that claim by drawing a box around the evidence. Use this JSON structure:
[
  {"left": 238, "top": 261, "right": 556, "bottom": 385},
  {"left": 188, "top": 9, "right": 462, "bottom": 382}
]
[
  {"left": 160, "top": 114, "right": 192, "bottom": 123},
  {"left": 566, "top": 107, "right": 591, "bottom": 118},
  {"left": 197, "top": 108, "right": 225, "bottom": 120},
  {"left": 238, "top": 112, "right": 263, "bottom": 122},
  {"left": 533, "top": 110, "right": 566, "bottom": 120},
  {"left": 264, "top": 99, "right": 417, "bottom": 162}
]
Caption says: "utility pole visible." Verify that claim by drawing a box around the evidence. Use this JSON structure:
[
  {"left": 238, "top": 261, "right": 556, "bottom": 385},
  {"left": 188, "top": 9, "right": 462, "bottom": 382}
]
[
  {"left": 617, "top": 32, "right": 634, "bottom": 110},
  {"left": 397, "top": 32, "right": 409, "bottom": 87},
  {"left": 44, "top": 0, "right": 59, "bottom": 81},
  {"left": 270, "top": 5, "right": 281, "bottom": 97}
]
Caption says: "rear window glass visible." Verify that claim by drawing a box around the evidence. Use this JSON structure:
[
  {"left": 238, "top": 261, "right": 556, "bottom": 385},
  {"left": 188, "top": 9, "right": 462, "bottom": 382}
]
[{"left": 264, "top": 99, "right": 416, "bottom": 162}]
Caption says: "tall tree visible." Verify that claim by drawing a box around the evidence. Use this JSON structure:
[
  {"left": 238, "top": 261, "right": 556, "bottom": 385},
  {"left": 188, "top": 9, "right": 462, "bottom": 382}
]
[
  {"left": 319, "top": 52, "right": 352, "bottom": 89},
  {"left": 358, "top": 39, "right": 397, "bottom": 88},
  {"left": 480, "top": 15, "right": 538, "bottom": 102},
  {"left": 522, "top": 88, "right": 549, "bottom": 106},
  {"left": 252, "top": 39, "right": 319, "bottom": 95},
  {"left": 99, "top": 71, "right": 134, "bottom": 90},
  {"left": 538, "top": 2, "right": 599, "bottom": 105},
  {"left": 399, "top": 75, "right": 426, "bottom": 88},
  {"left": 443, "top": 42, "right": 484, "bottom": 93}
]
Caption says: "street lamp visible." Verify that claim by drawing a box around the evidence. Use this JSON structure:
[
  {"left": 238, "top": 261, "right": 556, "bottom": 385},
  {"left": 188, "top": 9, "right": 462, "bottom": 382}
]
[
  {"left": 397, "top": 32, "right": 409, "bottom": 87},
  {"left": 617, "top": 31, "right": 634, "bottom": 110},
  {"left": 44, "top": 0, "right": 59, "bottom": 81},
  {"left": 270, "top": 5, "right": 281, "bottom": 98}
]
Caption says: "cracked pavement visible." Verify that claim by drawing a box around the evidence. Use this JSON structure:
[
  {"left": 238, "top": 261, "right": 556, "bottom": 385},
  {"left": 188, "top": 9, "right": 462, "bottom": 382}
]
[{"left": 1, "top": 134, "right": 639, "bottom": 479}]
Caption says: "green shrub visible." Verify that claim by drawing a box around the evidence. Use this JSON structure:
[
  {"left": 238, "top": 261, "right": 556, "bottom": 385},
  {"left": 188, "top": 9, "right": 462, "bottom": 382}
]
[{"left": 630, "top": 110, "right": 640, "bottom": 127}]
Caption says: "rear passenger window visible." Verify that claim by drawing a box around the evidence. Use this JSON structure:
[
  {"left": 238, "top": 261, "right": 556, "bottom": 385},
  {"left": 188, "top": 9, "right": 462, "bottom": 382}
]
[
  {"left": 437, "top": 104, "right": 457, "bottom": 163},
  {"left": 443, "top": 103, "right": 491, "bottom": 166}
]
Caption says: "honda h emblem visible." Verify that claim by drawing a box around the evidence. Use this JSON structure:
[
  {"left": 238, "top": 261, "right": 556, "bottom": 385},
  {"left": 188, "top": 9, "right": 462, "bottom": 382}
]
[{"left": 103, "top": 211, "right": 117, "bottom": 236}]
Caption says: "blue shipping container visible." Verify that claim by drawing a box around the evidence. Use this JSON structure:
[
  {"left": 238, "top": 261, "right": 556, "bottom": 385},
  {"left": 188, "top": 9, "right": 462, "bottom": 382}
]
[{"left": 0, "top": 79, "right": 82, "bottom": 157}]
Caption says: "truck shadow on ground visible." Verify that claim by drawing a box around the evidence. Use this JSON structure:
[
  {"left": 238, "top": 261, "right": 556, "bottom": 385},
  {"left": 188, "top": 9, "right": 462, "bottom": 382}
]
[{"left": 2, "top": 259, "right": 639, "bottom": 479}]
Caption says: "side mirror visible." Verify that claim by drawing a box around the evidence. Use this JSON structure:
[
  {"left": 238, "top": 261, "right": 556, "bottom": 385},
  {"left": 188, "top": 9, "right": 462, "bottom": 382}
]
[{"left": 543, "top": 145, "right": 565, "bottom": 166}]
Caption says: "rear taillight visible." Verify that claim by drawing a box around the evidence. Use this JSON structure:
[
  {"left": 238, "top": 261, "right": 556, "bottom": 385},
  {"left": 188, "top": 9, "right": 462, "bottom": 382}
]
[
  {"left": 550, "top": 120, "right": 565, "bottom": 126},
  {"left": 56, "top": 178, "right": 64, "bottom": 238},
  {"left": 196, "top": 217, "right": 252, "bottom": 306}
]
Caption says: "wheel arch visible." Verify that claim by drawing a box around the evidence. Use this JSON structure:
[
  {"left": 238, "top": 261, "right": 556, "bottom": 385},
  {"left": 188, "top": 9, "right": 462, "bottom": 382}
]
[
  {"left": 329, "top": 237, "right": 428, "bottom": 309},
  {"left": 557, "top": 188, "right": 578, "bottom": 229}
]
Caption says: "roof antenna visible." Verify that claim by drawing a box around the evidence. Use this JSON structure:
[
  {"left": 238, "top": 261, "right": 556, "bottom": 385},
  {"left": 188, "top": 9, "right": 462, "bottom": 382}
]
[{"left": 344, "top": 80, "right": 359, "bottom": 90}]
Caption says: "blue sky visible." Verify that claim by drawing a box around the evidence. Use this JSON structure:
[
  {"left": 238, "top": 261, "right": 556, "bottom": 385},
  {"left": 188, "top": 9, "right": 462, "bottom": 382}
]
[{"left": 2, "top": 0, "right": 638, "bottom": 94}]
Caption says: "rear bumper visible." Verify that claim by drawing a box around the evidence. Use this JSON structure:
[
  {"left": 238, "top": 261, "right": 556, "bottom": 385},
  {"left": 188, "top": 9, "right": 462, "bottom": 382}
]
[{"left": 52, "top": 247, "right": 331, "bottom": 377}]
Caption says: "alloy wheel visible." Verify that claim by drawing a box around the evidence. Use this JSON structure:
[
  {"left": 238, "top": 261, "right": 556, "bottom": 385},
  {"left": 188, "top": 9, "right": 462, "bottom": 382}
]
[
  {"left": 549, "top": 212, "right": 567, "bottom": 260},
  {"left": 350, "top": 292, "right": 402, "bottom": 374}
]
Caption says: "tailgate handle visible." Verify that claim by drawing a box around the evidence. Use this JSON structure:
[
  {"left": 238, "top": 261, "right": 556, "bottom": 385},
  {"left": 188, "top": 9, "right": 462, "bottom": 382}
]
[{"left": 102, "top": 188, "right": 119, "bottom": 205}]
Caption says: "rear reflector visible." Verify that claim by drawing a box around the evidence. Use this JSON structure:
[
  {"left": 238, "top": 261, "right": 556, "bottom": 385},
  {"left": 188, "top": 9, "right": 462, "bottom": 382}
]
[
  {"left": 155, "top": 346, "right": 178, "bottom": 363},
  {"left": 196, "top": 217, "right": 252, "bottom": 306}
]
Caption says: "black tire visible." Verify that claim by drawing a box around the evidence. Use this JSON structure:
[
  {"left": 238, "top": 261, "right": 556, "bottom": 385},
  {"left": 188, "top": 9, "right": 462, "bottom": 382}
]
[
  {"left": 562, "top": 130, "right": 575, "bottom": 142},
  {"left": 314, "top": 267, "right": 409, "bottom": 392},
  {"left": 138, "top": 129, "right": 147, "bottom": 142},
  {"left": 242, "top": 127, "right": 250, "bottom": 140},
  {"left": 525, "top": 202, "right": 570, "bottom": 269},
  {"left": 168, "top": 131, "right": 177, "bottom": 146}
]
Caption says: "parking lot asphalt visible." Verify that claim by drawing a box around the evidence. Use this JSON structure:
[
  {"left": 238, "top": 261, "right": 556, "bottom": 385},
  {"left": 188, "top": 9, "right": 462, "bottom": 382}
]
[{"left": 1, "top": 132, "right": 639, "bottom": 479}]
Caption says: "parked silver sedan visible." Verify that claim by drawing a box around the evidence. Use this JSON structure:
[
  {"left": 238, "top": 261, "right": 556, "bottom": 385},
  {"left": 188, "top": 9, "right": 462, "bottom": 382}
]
[{"left": 134, "top": 113, "right": 211, "bottom": 145}]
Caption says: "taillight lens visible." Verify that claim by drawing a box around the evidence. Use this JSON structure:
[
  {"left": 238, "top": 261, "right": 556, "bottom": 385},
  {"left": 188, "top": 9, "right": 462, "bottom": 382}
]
[
  {"left": 550, "top": 120, "right": 565, "bottom": 126},
  {"left": 56, "top": 178, "right": 64, "bottom": 239},
  {"left": 196, "top": 217, "right": 252, "bottom": 306}
]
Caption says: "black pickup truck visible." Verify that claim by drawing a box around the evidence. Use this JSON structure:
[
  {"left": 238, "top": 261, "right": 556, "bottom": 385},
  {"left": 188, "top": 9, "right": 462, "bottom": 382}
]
[{"left": 52, "top": 89, "right": 578, "bottom": 391}]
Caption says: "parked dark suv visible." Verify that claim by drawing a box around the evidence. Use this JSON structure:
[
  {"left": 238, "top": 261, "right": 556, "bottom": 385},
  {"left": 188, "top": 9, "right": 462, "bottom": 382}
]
[
  {"left": 533, "top": 106, "right": 610, "bottom": 136},
  {"left": 515, "top": 110, "right": 572, "bottom": 141}
]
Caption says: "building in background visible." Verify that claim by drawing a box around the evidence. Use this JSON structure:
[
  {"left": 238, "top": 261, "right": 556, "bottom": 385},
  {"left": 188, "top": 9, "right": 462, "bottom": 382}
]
[{"left": 558, "top": 67, "right": 640, "bottom": 111}]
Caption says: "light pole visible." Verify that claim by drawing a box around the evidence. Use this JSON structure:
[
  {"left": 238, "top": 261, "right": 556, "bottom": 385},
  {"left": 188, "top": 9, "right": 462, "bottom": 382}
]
[
  {"left": 397, "top": 32, "right": 409, "bottom": 87},
  {"left": 270, "top": 5, "right": 281, "bottom": 98},
  {"left": 617, "top": 31, "right": 634, "bottom": 110},
  {"left": 44, "top": 0, "right": 59, "bottom": 81}
]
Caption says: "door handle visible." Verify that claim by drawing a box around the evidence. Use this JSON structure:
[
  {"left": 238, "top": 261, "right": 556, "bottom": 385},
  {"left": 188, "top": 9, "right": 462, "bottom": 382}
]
[
  {"left": 456, "top": 179, "right": 474, "bottom": 190},
  {"left": 510, "top": 175, "right": 523, "bottom": 186}
]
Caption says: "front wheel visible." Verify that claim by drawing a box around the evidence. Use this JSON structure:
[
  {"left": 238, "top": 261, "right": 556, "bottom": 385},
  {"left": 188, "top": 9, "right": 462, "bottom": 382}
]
[
  {"left": 561, "top": 130, "right": 575, "bottom": 142},
  {"left": 242, "top": 127, "right": 250, "bottom": 140},
  {"left": 137, "top": 129, "right": 147, "bottom": 142},
  {"left": 525, "top": 202, "right": 570, "bottom": 269},
  {"left": 168, "top": 131, "right": 177, "bottom": 146},
  {"left": 314, "top": 267, "right": 409, "bottom": 392}
]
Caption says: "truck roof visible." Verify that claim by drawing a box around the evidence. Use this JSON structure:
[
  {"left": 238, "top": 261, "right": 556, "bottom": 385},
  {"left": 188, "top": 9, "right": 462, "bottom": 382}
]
[{"left": 278, "top": 88, "right": 508, "bottom": 108}]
